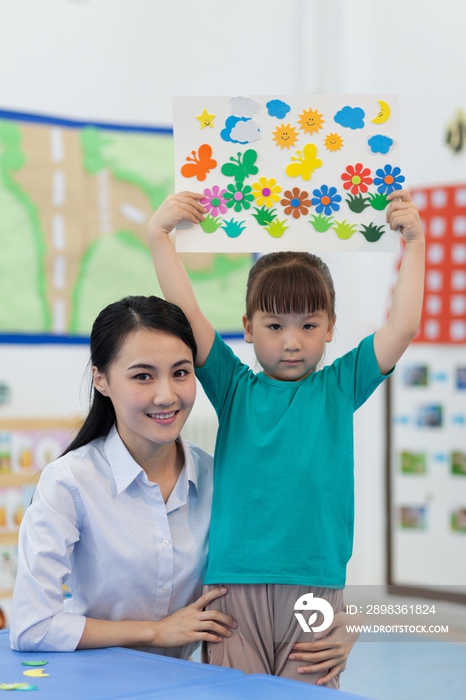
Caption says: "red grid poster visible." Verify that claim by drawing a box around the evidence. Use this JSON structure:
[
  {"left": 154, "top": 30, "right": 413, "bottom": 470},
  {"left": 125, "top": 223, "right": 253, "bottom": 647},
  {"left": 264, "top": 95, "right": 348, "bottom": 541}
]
[{"left": 408, "top": 184, "right": 466, "bottom": 344}]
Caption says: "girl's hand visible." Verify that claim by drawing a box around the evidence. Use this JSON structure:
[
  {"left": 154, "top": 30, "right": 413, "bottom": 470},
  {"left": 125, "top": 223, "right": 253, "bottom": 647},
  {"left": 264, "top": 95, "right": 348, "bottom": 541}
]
[
  {"left": 289, "top": 609, "right": 360, "bottom": 685},
  {"left": 386, "top": 190, "right": 424, "bottom": 244},
  {"left": 148, "top": 192, "right": 206, "bottom": 240},
  {"left": 151, "top": 587, "right": 236, "bottom": 648}
]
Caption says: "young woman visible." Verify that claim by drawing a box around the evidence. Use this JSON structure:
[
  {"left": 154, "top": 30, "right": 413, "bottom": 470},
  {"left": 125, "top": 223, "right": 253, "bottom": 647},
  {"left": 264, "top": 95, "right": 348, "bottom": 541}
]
[{"left": 10, "top": 296, "right": 235, "bottom": 658}]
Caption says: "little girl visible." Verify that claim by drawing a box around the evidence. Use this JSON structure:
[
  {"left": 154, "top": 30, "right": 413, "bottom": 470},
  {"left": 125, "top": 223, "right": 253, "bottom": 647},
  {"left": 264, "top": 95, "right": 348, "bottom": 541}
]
[{"left": 148, "top": 191, "right": 425, "bottom": 686}]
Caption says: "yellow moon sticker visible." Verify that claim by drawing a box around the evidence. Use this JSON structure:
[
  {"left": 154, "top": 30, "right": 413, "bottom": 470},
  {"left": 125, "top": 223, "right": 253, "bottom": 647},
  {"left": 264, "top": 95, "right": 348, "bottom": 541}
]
[
  {"left": 371, "top": 100, "right": 390, "bottom": 124},
  {"left": 23, "top": 668, "right": 50, "bottom": 677}
]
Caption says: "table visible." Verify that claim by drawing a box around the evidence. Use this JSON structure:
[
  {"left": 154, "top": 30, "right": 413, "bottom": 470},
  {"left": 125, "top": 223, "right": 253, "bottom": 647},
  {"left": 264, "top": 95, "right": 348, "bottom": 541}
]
[{"left": 0, "top": 630, "right": 371, "bottom": 698}]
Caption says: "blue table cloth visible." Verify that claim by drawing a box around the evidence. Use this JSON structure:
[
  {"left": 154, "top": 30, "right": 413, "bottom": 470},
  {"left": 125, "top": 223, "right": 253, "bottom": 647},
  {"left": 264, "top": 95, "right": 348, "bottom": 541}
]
[{"left": 0, "top": 630, "right": 371, "bottom": 698}]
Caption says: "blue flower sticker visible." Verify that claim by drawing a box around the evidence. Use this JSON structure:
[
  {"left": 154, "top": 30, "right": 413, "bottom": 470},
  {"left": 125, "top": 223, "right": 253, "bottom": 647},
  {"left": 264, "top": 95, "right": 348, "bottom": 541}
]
[
  {"left": 311, "top": 185, "right": 342, "bottom": 215},
  {"left": 373, "top": 164, "right": 405, "bottom": 194},
  {"left": 266, "top": 99, "right": 291, "bottom": 119}
]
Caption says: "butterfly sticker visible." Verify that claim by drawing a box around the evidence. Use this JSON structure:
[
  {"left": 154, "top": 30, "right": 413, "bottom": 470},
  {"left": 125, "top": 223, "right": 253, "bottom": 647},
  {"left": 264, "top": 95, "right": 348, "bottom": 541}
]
[
  {"left": 181, "top": 144, "right": 217, "bottom": 181},
  {"left": 285, "top": 143, "right": 322, "bottom": 181},
  {"left": 221, "top": 149, "right": 259, "bottom": 184}
]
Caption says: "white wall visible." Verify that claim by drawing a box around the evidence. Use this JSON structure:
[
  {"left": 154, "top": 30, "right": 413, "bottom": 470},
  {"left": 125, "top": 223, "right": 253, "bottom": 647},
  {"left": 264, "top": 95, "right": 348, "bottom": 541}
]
[{"left": 1, "top": 0, "right": 465, "bottom": 586}]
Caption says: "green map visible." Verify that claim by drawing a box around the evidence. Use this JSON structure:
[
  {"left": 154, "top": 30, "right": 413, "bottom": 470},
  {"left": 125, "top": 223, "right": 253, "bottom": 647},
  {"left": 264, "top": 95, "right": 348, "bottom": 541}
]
[{"left": 0, "top": 113, "right": 251, "bottom": 336}]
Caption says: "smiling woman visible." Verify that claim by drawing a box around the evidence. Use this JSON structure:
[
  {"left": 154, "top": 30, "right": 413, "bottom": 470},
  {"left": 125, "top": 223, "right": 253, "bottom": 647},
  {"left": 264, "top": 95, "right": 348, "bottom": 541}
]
[{"left": 10, "top": 296, "right": 236, "bottom": 655}]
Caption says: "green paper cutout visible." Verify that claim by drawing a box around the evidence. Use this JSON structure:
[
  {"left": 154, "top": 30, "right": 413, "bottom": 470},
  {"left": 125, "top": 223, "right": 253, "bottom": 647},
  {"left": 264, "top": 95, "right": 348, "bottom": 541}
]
[
  {"left": 368, "top": 192, "right": 389, "bottom": 210},
  {"left": 332, "top": 220, "right": 357, "bottom": 240},
  {"left": 265, "top": 219, "right": 289, "bottom": 238},
  {"left": 200, "top": 214, "right": 223, "bottom": 233},
  {"left": 252, "top": 206, "right": 277, "bottom": 226},
  {"left": 345, "top": 193, "right": 370, "bottom": 213},
  {"left": 0, "top": 683, "right": 38, "bottom": 690},
  {"left": 221, "top": 219, "right": 246, "bottom": 238},
  {"left": 309, "top": 214, "right": 334, "bottom": 232},
  {"left": 221, "top": 149, "right": 258, "bottom": 184},
  {"left": 21, "top": 661, "right": 48, "bottom": 667},
  {"left": 359, "top": 223, "right": 386, "bottom": 242}
]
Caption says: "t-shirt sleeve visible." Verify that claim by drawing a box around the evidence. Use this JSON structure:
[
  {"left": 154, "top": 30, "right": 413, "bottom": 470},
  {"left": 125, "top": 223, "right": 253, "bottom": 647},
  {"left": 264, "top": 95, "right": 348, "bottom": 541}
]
[
  {"left": 9, "top": 462, "right": 86, "bottom": 652},
  {"left": 331, "top": 333, "right": 394, "bottom": 411},
  {"left": 195, "top": 332, "right": 248, "bottom": 416}
]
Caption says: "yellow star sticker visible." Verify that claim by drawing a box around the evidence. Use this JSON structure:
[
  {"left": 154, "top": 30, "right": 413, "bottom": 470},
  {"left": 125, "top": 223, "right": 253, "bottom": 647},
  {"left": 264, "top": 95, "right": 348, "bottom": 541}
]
[{"left": 196, "top": 109, "right": 215, "bottom": 129}]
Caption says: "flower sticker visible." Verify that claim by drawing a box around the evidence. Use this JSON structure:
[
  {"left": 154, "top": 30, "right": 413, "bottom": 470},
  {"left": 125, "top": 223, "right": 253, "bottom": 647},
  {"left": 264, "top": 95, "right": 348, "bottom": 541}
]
[
  {"left": 252, "top": 177, "right": 282, "bottom": 208},
  {"left": 280, "top": 188, "right": 311, "bottom": 219},
  {"left": 311, "top": 185, "right": 342, "bottom": 216},
  {"left": 200, "top": 185, "right": 227, "bottom": 217},
  {"left": 223, "top": 182, "right": 255, "bottom": 212},
  {"left": 341, "top": 163, "right": 373, "bottom": 194},
  {"left": 373, "top": 164, "right": 405, "bottom": 194}
]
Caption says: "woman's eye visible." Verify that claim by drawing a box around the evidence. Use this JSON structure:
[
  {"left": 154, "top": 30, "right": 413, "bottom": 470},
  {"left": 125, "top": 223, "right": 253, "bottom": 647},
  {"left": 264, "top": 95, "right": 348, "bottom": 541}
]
[
  {"left": 134, "top": 373, "right": 151, "bottom": 381},
  {"left": 174, "top": 369, "right": 189, "bottom": 378}
]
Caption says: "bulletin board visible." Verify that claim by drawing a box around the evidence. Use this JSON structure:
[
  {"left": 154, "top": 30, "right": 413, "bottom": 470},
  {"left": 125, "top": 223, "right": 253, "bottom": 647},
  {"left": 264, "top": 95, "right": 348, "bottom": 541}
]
[
  {"left": 387, "top": 184, "right": 466, "bottom": 602},
  {"left": 0, "top": 418, "right": 80, "bottom": 596},
  {"left": 0, "top": 109, "right": 251, "bottom": 340}
]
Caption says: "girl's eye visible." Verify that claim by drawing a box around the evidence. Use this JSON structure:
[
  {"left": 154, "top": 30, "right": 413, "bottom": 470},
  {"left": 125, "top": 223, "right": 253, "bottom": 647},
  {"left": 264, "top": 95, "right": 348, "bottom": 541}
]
[
  {"left": 269, "top": 324, "right": 282, "bottom": 331},
  {"left": 303, "top": 324, "right": 315, "bottom": 330},
  {"left": 134, "top": 373, "right": 151, "bottom": 381}
]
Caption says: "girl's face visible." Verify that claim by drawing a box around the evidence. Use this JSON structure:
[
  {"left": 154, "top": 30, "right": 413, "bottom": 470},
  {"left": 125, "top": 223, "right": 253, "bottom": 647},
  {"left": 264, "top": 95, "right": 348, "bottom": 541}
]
[
  {"left": 93, "top": 328, "right": 196, "bottom": 462},
  {"left": 243, "top": 310, "right": 334, "bottom": 382}
]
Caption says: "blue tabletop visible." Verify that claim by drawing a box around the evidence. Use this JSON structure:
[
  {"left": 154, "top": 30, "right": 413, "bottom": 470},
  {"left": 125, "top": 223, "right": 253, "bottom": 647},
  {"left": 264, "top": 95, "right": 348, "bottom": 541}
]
[{"left": 0, "top": 630, "right": 371, "bottom": 699}]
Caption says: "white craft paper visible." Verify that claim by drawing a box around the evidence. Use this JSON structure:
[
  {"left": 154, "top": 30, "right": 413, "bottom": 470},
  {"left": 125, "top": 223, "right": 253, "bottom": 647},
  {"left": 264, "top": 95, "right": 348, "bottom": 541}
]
[{"left": 173, "top": 94, "right": 401, "bottom": 253}]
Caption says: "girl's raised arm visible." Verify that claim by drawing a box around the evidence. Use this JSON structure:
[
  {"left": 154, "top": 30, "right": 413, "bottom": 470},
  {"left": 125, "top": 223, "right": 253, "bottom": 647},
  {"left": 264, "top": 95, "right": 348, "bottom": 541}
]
[
  {"left": 147, "top": 192, "right": 215, "bottom": 366},
  {"left": 374, "top": 190, "right": 426, "bottom": 375}
]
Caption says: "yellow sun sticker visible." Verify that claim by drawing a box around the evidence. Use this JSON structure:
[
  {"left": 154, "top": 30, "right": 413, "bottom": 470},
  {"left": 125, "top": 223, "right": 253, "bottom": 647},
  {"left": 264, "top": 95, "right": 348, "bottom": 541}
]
[
  {"left": 298, "top": 107, "right": 324, "bottom": 135},
  {"left": 324, "top": 132, "right": 344, "bottom": 152},
  {"left": 272, "top": 123, "right": 299, "bottom": 149}
]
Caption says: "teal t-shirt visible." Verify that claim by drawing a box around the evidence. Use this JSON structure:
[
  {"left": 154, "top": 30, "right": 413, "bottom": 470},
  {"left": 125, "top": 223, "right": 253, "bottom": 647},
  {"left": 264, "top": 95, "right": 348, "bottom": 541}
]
[{"left": 196, "top": 333, "right": 391, "bottom": 588}]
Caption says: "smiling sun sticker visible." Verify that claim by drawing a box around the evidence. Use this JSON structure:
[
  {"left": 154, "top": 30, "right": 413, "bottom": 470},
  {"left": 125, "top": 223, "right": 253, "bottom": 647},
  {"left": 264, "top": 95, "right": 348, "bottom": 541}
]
[
  {"left": 324, "top": 132, "right": 344, "bottom": 152},
  {"left": 272, "top": 123, "right": 299, "bottom": 149},
  {"left": 298, "top": 107, "right": 324, "bottom": 135}
]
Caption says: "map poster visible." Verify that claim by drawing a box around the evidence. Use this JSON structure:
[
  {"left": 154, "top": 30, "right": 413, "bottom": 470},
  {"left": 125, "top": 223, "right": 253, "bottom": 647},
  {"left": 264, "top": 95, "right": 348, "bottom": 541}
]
[{"left": 0, "top": 109, "right": 251, "bottom": 338}]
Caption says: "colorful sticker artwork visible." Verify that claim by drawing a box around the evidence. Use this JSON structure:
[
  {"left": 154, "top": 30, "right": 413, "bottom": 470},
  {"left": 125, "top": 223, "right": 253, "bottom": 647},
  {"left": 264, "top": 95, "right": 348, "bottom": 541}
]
[{"left": 173, "top": 94, "right": 400, "bottom": 252}]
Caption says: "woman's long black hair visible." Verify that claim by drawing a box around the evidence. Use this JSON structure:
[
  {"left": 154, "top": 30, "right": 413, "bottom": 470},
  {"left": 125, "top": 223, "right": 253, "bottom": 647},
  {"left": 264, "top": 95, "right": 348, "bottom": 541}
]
[{"left": 63, "top": 296, "right": 197, "bottom": 455}]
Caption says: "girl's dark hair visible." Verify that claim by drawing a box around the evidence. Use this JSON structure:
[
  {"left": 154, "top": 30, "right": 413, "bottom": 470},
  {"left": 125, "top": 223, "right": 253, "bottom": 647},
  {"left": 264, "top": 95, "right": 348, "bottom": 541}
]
[
  {"left": 245, "top": 251, "right": 335, "bottom": 321},
  {"left": 63, "top": 296, "right": 197, "bottom": 455}
]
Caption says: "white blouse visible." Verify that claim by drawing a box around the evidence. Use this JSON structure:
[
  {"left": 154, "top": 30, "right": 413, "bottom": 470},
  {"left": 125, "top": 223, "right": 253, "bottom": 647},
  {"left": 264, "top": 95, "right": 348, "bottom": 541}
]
[{"left": 10, "top": 425, "right": 213, "bottom": 658}]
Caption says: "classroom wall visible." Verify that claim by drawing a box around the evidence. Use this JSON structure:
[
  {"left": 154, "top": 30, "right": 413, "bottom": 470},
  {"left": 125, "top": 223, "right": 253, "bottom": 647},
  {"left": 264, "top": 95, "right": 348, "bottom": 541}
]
[{"left": 0, "top": 0, "right": 465, "bottom": 586}]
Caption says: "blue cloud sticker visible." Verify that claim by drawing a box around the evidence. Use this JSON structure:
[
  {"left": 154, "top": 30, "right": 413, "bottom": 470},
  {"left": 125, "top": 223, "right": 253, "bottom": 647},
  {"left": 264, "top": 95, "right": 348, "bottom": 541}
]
[
  {"left": 221, "top": 115, "right": 249, "bottom": 143},
  {"left": 368, "top": 134, "right": 394, "bottom": 155},
  {"left": 266, "top": 99, "right": 290, "bottom": 119},
  {"left": 334, "top": 106, "right": 365, "bottom": 130}
]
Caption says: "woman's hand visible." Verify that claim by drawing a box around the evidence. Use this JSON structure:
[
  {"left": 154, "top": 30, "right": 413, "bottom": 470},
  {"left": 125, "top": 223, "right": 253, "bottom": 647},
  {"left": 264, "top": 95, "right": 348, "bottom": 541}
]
[
  {"left": 147, "top": 192, "right": 206, "bottom": 240},
  {"left": 289, "top": 609, "right": 361, "bottom": 685},
  {"left": 152, "top": 587, "right": 237, "bottom": 648}
]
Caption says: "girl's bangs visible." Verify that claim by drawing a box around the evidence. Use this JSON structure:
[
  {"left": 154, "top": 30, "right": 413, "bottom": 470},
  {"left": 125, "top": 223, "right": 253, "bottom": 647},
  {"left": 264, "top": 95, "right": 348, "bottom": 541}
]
[{"left": 248, "top": 265, "right": 331, "bottom": 317}]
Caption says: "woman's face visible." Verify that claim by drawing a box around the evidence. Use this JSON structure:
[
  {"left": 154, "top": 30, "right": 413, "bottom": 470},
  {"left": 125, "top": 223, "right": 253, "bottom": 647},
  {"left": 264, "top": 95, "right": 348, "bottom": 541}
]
[{"left": 93, "top": 328, "right": 196, "bottom": 461}]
